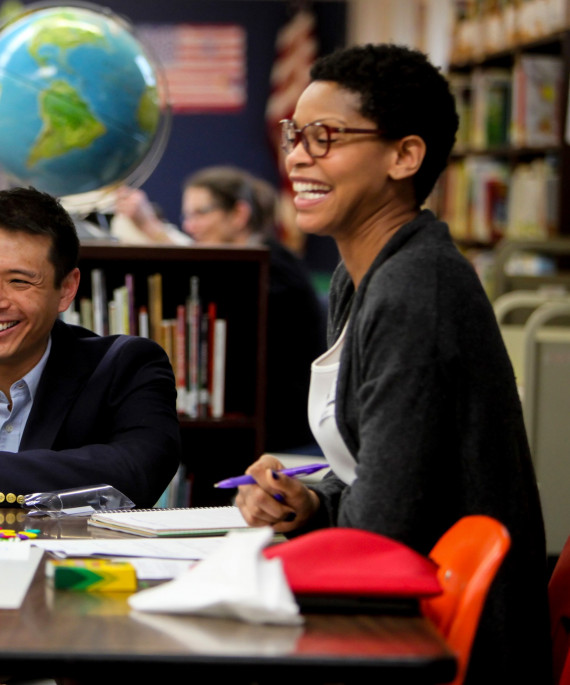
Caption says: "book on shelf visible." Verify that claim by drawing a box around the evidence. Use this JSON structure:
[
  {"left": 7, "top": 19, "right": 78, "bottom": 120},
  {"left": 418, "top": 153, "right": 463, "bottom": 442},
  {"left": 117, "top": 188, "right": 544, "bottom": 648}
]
[
  {"left": 436, "top": 155, "right": 559, "bottom": 244},
  {"left": 175, "top": 304, "right": 187, "bottom": 414},
  {"left": 125, "top": 273, "right": 136, "bottom": 336},
  {"left": 516, "top": 0, "right": 566, "bottom": 44},
  {"left": 485, "top": 72, "right": 512, "bottom": 147},
  {"left": 437, "top": 157, "right": 508, "bottom": 244},
  {"left": 511, "top": 54, "right": 562, "bottom": 147},
  {"left": 482, "top": 1, "right": 516, "bottom": 54},
  {"left": 160, "top": 319, "right": 176, "bottom": 368},
  {"left": 449, "top": 73, "right": 472, "bottom": 151},
  {"left": 138, "top": 305, "right": 150, "bottom": 338},
  {"left": 80, "top": 297, "right": 93, "bottom": 331},
  {"left": 211, "top": 319, "right": 227, "bottom": 419},
  {"left": 470, "top": 67, "right": 512, "bottom": 149},
  {"left": 110, "top": 285, "right": 129, "bottom": 335},
  {"left": 451, "top": 0, "right": 567, "bottom": 61},
  {"left": 75, "top": 270, "right": 228, "bottom": 420},
  {"left": 186, "top": 275, "right": 201, "bottom": 418},
  {"left": 185, "top": 277, "right": 226, "bottom": 419},
  {"left": 91, "top": 268, "right": 107, "bottom": 336},
  {"left": 466, "top": 157, "right": 509, "bottom": 243},
  {"left": 198, "top": 312, "right": 209, "bottom": 417},
  {"left": 506, "top": 157, "right": 559, "bottom": 239},
  {"left": 147, "top": 272, "right": 163, "bottom": 345}
]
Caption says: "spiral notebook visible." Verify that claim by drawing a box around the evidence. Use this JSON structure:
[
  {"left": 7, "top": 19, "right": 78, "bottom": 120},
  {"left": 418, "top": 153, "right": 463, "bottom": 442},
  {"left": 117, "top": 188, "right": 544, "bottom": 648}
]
[{"left": 88, "top": 506, "right": 249, "bottom": 537}]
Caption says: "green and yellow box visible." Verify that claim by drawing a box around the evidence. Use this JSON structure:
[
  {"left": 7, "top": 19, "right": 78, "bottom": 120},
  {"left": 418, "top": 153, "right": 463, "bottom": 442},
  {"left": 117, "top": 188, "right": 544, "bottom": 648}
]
[{"left": 47, "top": 558, "right": 137, "bottom": 592}]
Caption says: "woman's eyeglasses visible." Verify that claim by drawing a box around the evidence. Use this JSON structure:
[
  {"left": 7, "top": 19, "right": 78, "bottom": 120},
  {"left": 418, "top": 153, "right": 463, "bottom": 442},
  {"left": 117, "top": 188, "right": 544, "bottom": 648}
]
[
  {"left": 279, "top": 119, "right": 381, "bottom": 158},
  {"left": 180, "top": 205, "right": 221, "bottom": 223}
]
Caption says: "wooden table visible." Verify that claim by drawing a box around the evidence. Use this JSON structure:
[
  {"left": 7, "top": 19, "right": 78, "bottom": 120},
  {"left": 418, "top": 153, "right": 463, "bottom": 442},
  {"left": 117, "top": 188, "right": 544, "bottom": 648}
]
[{"left": 0, "top": 509, "right": 456, "bottom": 684}]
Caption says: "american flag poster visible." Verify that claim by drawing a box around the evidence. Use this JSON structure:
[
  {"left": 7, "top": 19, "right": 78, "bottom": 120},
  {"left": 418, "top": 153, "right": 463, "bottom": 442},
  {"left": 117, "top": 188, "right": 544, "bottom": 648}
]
[{"left": 137, "top": 24, "right": 247, "bottom": 114}]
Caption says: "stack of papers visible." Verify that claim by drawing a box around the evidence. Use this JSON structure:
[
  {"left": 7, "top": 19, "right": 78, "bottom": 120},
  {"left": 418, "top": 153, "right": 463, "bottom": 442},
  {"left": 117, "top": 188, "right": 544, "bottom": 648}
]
[{"left": 31, "top": 537, "right": 227, "bottom": 580}]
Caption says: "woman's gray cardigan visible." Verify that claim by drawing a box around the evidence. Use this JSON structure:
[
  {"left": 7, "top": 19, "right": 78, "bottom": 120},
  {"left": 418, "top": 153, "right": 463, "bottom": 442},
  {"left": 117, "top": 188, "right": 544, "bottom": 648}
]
[{"left": 307, "top": 210, "right": 551, "bottom": 684}]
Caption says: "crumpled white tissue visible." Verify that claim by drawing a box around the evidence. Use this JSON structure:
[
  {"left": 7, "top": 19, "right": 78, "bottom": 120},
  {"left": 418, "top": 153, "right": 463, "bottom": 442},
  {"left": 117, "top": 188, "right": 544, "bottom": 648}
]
[{"left": 128, "top": 526, "right": 303, "bottom": 626}]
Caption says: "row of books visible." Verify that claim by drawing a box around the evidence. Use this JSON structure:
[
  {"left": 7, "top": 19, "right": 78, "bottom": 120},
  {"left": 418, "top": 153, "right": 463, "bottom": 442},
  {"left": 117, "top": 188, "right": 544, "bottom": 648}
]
[
  {"left": 451, "top": 0, "right": 568, "bottom": 62},
  {"left": 432, "top": 155, "right": 559, "bottom": 243},
  {"left": 450, "top": 54, "right": 562, "bottom": 150},
  {"left": 62, "top": 271, "right": 227, "bottom": 420}
]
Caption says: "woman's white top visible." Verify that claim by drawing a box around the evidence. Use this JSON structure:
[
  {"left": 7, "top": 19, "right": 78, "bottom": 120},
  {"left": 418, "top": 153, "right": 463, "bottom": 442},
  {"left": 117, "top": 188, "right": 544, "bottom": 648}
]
[{"left": 308, "top": 322, "right": 357, "bottom": 485}]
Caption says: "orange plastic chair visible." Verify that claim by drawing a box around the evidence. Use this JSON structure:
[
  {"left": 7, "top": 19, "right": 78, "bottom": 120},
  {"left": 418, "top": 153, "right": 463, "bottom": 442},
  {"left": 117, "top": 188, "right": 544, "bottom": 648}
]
[
  {"left": 549, "top": 534, "right": 570, "bottom": 684},
  {"left": 420, "top": 515, "right": 511, "bottom": 685}
]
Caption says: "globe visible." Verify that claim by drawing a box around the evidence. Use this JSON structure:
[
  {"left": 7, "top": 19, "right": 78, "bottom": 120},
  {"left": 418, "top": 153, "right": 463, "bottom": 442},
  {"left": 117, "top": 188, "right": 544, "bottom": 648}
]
[{"left": 0, "top": 2, "right": 170, "bottom": 212}]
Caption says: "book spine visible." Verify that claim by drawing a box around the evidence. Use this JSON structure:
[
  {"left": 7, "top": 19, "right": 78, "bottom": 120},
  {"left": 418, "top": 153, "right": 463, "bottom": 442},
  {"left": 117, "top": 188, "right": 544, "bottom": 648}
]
[
  {"left": 108, "top": 300, "right": 118, "bottom": 335},
  {"left": 211, "top": 319, "right": 227, "bottom": 419},
  {"left": 112, "top": 285, "right": 129, "bottom": 335},
  {"left": 125, "top": 273, "right": 137, "bottom": 336},
  {"left": 138, "top": 306, "right": 150, "bottom": 338},
  {"left": 186, "top": 276, "right": 201, "bottom": 418},
  {"left": 207, "top": 302, "right": 217, "bottom": 416},
  {"left": 198, "top": 311, "right": 210, "bottom": 418},
  {"left": 161, "top": 319, "right": 175, "bottom": 367},
  {"left": 80, "top": 297, "right": 93, "bottom": 332},
  {"left": 91, "top": 268, "right": 107, "bottom": 336},
  {"left": 175, "top": 303, "right": 187, "bottom": 414},
  {"left": 147, "top": 273, "right": 163, "bottom": 345}
]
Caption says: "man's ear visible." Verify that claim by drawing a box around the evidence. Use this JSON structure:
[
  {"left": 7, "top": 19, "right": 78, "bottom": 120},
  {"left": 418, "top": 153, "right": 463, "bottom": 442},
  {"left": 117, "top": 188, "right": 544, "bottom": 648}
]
[
  {"left": 231, "top": 199, "right": 253, "bottom": 231},
  {"left": 58, "top": 267, "right": 80, "bottom": 313},
  {"left": 388, "top": 135, "right": 426, "bottom": 181}
]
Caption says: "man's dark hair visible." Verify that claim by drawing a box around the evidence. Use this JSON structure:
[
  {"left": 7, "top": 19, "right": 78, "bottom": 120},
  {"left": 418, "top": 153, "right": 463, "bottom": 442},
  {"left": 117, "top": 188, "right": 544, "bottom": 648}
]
[
  {"left": 310, "top": 43, "right": 459, "bottom": 205},
  {"left": 0, "top": 186, "right": 79, "bottom": 286}
]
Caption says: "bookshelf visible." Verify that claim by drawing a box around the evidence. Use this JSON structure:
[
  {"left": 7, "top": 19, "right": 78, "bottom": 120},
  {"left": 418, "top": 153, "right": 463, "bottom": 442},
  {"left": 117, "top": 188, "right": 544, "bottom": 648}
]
[
  {"left": 76, "top": 242, "right": 270, "bottom": 507},
  {"left": 428, "top": 24, "right": 570, "bottom": 299},
  {"left": 441, "top": 31, "right": 570, "bottom": 240}
]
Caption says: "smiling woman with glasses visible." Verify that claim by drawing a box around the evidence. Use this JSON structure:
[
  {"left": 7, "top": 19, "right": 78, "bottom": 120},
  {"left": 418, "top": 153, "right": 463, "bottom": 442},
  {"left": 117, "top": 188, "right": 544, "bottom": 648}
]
[{"left": 236, "top": 43, "right": 550, "bottom": 685}]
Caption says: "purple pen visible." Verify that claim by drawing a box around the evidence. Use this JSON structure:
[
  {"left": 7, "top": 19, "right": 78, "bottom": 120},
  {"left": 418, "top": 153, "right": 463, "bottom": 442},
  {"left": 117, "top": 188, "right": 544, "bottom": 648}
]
[{"left": 213, "top": 462, "right": 328, "bottom": 488}]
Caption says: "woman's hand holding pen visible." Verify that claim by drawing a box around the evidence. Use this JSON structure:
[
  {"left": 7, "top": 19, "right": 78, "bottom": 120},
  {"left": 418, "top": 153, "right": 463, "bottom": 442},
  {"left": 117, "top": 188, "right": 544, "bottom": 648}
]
[{"left": 235, "top": 454, "right": 320, "bottom": 533}]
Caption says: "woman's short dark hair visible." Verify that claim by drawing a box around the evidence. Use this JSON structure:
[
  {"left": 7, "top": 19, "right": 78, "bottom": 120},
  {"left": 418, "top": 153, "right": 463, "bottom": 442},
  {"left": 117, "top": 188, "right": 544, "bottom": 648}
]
[
  {"left": 0, "top": 186, "right": 79, "bottom": 286},
  {"left": 310, "top": 43, "right": 459, "bottom": 205},
  {"left": 183, "top": 166, "right": 276, "bottom": 235}
]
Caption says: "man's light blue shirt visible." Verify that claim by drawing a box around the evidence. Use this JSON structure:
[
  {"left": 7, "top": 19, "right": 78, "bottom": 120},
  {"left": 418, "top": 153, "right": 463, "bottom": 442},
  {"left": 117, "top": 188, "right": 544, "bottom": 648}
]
[{"left": 0, "top": 337, "right": 51, "bottom": 452}]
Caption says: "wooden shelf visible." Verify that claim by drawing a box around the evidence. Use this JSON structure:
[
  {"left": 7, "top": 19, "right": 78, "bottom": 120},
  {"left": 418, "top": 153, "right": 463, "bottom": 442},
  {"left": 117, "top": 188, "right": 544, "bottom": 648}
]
[
  {"left": 451, "top": 31, "right": 568, "bottom": 69},
  {"left": 77, "top": 242, "right": 270, "bottom": 506},
  {"left": 451, "top": 145, "right": 563, "bottom": 160}
]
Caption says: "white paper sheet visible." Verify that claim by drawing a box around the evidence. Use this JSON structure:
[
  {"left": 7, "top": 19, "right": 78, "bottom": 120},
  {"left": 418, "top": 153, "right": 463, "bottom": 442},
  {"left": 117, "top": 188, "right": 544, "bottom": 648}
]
[
  {"left": 32, "top": 536, "right": 224, "bottom": 561},
  {"left": 129, "top": 527, "right": 303, "bottom": 625},
  {"left": 0, "top": 545, "right": 44, "bottom": 609}
]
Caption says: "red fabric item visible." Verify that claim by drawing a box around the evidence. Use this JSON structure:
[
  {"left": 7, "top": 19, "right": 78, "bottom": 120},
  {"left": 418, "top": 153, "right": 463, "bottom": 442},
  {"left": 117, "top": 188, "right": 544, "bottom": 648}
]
[{"left": 263, "top": 528, "right": 442, "bottom": 598}]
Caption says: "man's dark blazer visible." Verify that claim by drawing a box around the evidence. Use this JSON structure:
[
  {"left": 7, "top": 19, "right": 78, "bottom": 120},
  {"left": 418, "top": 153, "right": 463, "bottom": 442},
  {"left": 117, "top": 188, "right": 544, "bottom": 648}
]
[{"left": 0, "top": 319, "right": 181, "bottom": 508}]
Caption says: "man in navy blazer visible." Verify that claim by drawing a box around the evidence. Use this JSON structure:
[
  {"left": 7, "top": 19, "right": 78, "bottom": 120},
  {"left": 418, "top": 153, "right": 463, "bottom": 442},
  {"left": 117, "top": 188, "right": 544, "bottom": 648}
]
[{"left": 0, "top": 187, "right": 180, "bottom": 508}]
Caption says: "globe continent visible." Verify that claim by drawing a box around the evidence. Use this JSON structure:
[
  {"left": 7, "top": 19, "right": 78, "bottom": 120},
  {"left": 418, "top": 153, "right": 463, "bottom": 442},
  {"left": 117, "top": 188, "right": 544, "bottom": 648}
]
[{"left": 0, "top": 5, "right": 162, "bottom": 197}]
